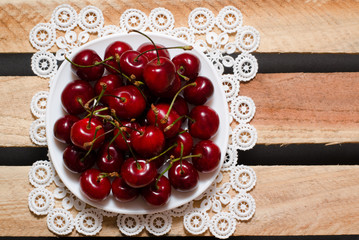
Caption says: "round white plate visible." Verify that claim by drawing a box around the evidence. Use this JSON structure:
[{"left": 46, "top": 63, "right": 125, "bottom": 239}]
[{"left": 46, "top": 32, "right": 229, "bottom": 214}]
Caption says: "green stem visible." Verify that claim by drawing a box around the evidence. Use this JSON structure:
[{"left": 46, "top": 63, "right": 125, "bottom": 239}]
[
  {"left": 134, "top": 46, "right": 193, "bottom": 62},
  {"left": 80, "top": 125, "right": 102, "bottom": 162},
  {"left": 161, "top": 82, "right": 197, "bottom": 124},
  {"left": 177, "top": 66, "right": 189, "bottom": 81},
  {"left": 170, "top": 154, "right": 202, "bottom": 164},
  {"left": 147, "top": 142, "right": 178, "bottom": 162},
  {"left": 65, "top": 56, "right": 113, "bottom": 68},
  {"left": 130, "top": 29, "right": 160, "bottom": 65}
]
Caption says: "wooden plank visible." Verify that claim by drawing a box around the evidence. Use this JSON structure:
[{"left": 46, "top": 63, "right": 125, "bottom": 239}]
[
  {"left": 1, "top": 165, "right": 359, "bottom": 236},
  {"left": 1, "top": 72, "right": 358, "bottom": 147},
  {"left": 0, "top": 0, "right": 359, "bottom": 53},
  {"left": 240, "top": 72, "right": 359, "bottom": 144}
]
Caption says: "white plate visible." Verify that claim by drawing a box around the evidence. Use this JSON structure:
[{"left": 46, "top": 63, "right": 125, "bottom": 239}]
[{"left": 46, "top": 32, "right": 229, "bottom": 214}]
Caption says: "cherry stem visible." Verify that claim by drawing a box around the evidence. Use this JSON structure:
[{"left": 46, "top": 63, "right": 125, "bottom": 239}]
[
  {"left": 65, "top": 55, "right": 113, "bottom": 68},
  {"left": 97, "top": 172, "right": 120, "bottom": 182},
  {"left": 87, "top": 84, "right": 107, "bottom": 129},
  {"left": 179, "top": 142, "right": 184, "bottom": 173},
  {"left": 151, "top": 104, "right": 159, "bottom": 127},
  {"left": 177, "top": 129, "right": 188, "bottom": 135},
  {"left": 103, "top": 94, "right": 126, "bottom": 102},
  {"left": 80, "top": 125, "right": 102, "bottom": 162},
  {"left": 163, "top": 115, "right": 186, "bottom": 132},
  {"left": 177, "top": 66, "right": 190, "bottom": 81},
  {"left": 170, "top": 154, "right": 202, "bottom": 164},
  {"left": 155, "top": 161, "right": 172, "bottom": 190},
  {"left": 147, "top": 142, "right": 178, "bottom": 163},
  {"left": 130, "top": 29, "right": 160, "bottom": 65},
  {"left": 134, "top": 45, "right": 193, "bottom": 62},
  {"left": 161, "top": 82, "right": 197, "bottom": 124}
]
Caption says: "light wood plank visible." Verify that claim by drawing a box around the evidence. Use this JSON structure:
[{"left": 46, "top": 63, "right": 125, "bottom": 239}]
[
  {"left": 1, "top": 165, "right": 359, "bottom": 236},
  {"left": 1, "top": 72, "right": 358, "bottom": 147},
  {"left": 0, "top": 0, "right": 359, "bottom": 53}
]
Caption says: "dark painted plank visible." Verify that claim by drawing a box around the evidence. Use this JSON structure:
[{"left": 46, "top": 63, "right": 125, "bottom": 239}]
[
  {"left": 1, "top": 53, "right": 359, "bottom": 76},
  {"left": 1, "top": 144, "right": 358, "bottom": 166}
]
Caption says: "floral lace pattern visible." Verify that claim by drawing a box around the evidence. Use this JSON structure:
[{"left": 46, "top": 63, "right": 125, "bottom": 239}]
[{"left": 28, "top": 5, "right": 259, "bottom": 238}]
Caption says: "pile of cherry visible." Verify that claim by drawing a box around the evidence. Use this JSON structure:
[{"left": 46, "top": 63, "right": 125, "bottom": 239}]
[{"left": 53, "top": 32, "right": 221, "bottom": 207}]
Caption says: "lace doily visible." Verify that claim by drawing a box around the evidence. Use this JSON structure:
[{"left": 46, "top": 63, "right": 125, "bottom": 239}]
[{"left": 28, "top": 5, "right": 259, "bottom": 238}]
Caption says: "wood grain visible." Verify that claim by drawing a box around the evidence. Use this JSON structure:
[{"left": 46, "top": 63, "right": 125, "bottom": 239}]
[
  {"left": 1, "top": 72, "right": 358, "bottom": 147},
  {"left": 2, "top": 165, "right": 359, "bottom": 236},
  {"left": 0, "top": 0, "right": 359, "bottom": 53}
]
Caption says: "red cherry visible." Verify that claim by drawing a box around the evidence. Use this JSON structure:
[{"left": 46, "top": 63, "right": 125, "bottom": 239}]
[
  {"left": 183, "top": 76, "right": 214, "bottom": 105},
  {"left": 188, "top": 105, "right": 219, "bottom": 140},
  {"left": 94, "top": 74, "right": 123, "bottom": 105},
  {"left": 119, "top": 50, "right": 149, "bottom": 81},
  {"left": 137, "top": 42, "right": 170, "bottom": 62},
  {"left": 113, "top": 121, "right": 140, "bottom": 152},
  {"left": 104, "top": 41, "right": 132, "bottom": 74},
  {"left": 168, "top": 160, "right": 199, "bottom": 192},
  {"left": 120, "top": 158, "right": 157, "bottom": 188},
  {"left": 146, "top": 103, "right": 181, "bottom": 139},
  {"left": 71, "top": 49, "right": 104, "bottom": 82},
  {"left": 141, "top": 174, "right": 171, "bottom": 206},
  {"left": 130, "top": 125, "right": 165, "bottom": 158},
  {"left": 172, "top": 52, "right": 201, "bottom": 81},
  {"left": 168, "top": 129, "right": 193, "bottom": 158},
  {"left": 63, "top": 145, "right": 96, "bottom": 173},
  {"left": 70, "top": 118, "right": 105, "bottom": 150},
  {"left": 107, "top": 85, "right": 146, "bottom": 120},
  {"left": 80, "top": 168, "right": 111, "bottom": 201},
  {"left": 143, "top": 57, "right": 176, "bottom": 96},
  {"left": 61, "top": 80, "right": 95, "bottom": 115},
  {"left": 54, "top": 115, "right": 80, "bottom": 144},
  {"left": 192, "top": 140, "right": 221, "bottom": 173},
  {"left": 112, "top": 176, "right": 139, "bottom": 202},
  {"left": 96, "top": 141, "right": 123, "bottom": 173}
]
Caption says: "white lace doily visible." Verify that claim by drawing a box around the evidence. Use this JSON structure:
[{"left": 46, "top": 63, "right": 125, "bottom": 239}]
[{"left": 28, "top": 5, "right": 259, "bottom": 238}]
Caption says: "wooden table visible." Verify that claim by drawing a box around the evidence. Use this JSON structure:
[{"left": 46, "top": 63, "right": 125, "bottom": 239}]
[{"left": 1, "top": 0, "right": 359, "bottom": 238}]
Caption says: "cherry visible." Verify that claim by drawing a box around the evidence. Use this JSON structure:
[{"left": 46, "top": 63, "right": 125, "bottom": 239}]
[
  {"left": 168, "top": 160, "right": 199, "bottom": 192},
  {"left": 143, "top": 57, "right": 176, "bottom": 96},
  {"left": 172, "top": 52, "right": 201, "bottom": 81},
  {"left": 130, "top": 125, "right": 165, "bottom": 158},
  {"left": 120, "top": 158, "right": 157, "bottom": 188},
  {"left": 113, "top": 121, "right": 140, "bottom": 152},
  {"left": 104, "top": 41, "right": 132, "bottom": 74},
  {"left": 94, "top": 74, "right": 122, "bottom": 105},
  {"left": 70, "top": 49, "right": 104, "bottom": 82},
  {"left": 146, "top": 103, "right": 181, "bottom": 139},
  {"left": 61, "top": 80, "right": 95, "bottom": 115},
  {"left": 141, "top": 174, "right": 171, "bottom": 206},
  {"left": 112, "top": 176, "right": 139, "bottom": 202},
  {"left": 63, "top": 145, "right": 96, "bottom": 173},
  {"left": 70, "top": 118, "right": 105, "bottom": 151},
  {"left": 188, "top": 105, "right": 219, "bottom": 140},
  {"left": 80, "top": 168, "right": 111, "bottom": 201},
  {"left": 137, "top": 42, "right": 170, "bottom": 62},
  {"left": 54, "top": 115, "right": 80, "bottom": 144},
  {"left": 183, "top": 76, "right": 214, "bottom": 105},
  {"left": 107, "top": 85, "right": 146, "bottom": 120},
  {"left": 96, "top": 141, "right": 123, "bottom": 173},
  {"left": 192, "top": 140, "right": 221, "bottom": 173},
  {"left": 168, "top": 129, "right": 193, "bottom": 158},
  {"left": 119, "top": 50, "right": 149, "bottom": 81}
]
